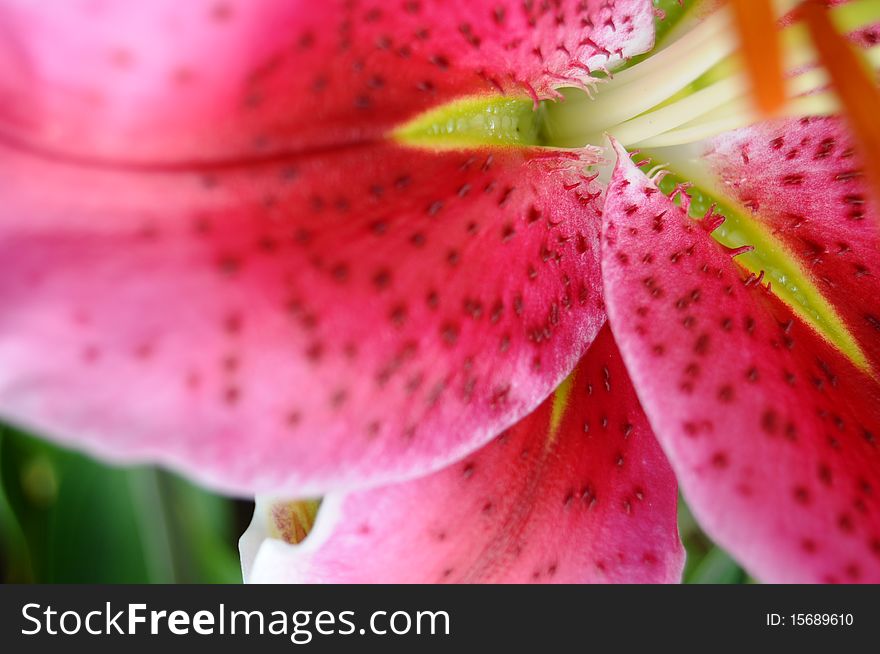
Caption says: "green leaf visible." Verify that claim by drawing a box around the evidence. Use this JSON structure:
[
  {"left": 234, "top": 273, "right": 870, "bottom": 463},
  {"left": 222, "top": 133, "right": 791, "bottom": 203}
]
[{"left": 0, "top": 426, "right": 242, "bottom": 583}]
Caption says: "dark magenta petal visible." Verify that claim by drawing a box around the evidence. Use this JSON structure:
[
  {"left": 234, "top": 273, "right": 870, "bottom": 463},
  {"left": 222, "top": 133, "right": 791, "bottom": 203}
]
[
  {"left": 602, "top": 139, "right": 880, "bottom": 583},
  {"left": 0, "top": 144, "right": 605, "bottom": 495},
  {"left": 0, "top": 1, "right": 658, "bottom": 493},
  {"left": 706, "top": 117, "right": 880, "bottom": 375},
  {"left": 242, "top": 326, "right": 683, "bottom": 583},
  {"left": 0, "top": 0, "right": 654, "bottom": 162}
]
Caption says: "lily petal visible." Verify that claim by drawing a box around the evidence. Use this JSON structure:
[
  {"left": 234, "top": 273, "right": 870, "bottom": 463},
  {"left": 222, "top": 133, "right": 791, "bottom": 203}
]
[
  {"left": 0, "top": 0, "right": 654, "bottom": 163},
  {"left": 602, "top": 139, "right": 880, "bottom": 583},
  {"left": 706, "top": 117, "right": 880, "bottom": 374},
  {"left": 0, "top": 144, "right": 605, "bottom": 495},
  {"left": 0, "top": 0, "right": 659, "bottom": 494},
  {"left": 242, "top": 325, "right": 683, "bottom": 583}
]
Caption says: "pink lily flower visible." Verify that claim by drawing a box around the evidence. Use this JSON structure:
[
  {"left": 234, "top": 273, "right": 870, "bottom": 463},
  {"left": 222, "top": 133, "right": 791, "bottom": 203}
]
[{"left": 1, "top": 0, "right": 879, "bottom": 584}]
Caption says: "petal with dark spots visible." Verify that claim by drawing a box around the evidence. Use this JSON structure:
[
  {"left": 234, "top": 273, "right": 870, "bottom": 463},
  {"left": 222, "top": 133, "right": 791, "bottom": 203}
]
[
  {"left": 0, "top": 0, "right": 654, "bottom": 163},
  {"left": 706, "top": 117, "right": 880, "bottom": 374},
  {"left": 0, "top": 143, "right": 605, "bottom": 495},
  {"left": 0, "top": 0, "right": 657, "bottom": 493},
  {"left": 242, "top": 326, "right": 683, "bottom": 584},
  {"left": 602, "top": 139, "right": 880, "bottom": 583}
]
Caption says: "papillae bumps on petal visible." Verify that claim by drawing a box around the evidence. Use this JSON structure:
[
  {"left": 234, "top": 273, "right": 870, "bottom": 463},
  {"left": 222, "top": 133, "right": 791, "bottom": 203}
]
[
  {"left": 602, "top": 139, "right": 880, "bottom": 583},
  {"left": 242, "top": 326, "right": 683, "bottom": 584},
  {"left": 0, "top": 0, "right": 654, "bottom": 162},
  {"left": 0, "top": 143, "right": 606, "bottom": 495},
  {"left": 0, "top": 1, "right": 658, "bottom": 493},
  {"left": 706, "top": 117, "right": 880, "bottom": 375}
]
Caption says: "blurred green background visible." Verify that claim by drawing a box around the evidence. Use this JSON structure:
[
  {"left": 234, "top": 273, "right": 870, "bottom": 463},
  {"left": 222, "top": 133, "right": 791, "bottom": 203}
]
[
  {"left": 0, "top": 424, "right": 246, "bottom": 583},
  {"left": 0, "top": 423, "right": 748, "bottom": 584}
]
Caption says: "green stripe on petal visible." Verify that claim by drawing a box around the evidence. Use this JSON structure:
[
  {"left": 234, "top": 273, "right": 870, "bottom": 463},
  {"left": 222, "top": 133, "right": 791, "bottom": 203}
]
[
  {"left": 393, "top": 96, "right": 546, "bottom": 149},
  {"left": 652, "top": 160, "right": 870, "bottom": 374}
]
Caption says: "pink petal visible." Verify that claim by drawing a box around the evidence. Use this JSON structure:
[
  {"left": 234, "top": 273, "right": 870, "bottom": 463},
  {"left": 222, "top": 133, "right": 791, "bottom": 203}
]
[
  {"left": 0, "top": 0, "right": 657, "bottom": 493},
  {"left": 602, "top": 139, "right": 880, "bottom": 583},
  {"left": 0, "top": 0, "right": 654, "bottom": 163},
  {"left": 242, "top": 325, "right": 683, "bottom": 584},
  {"left": 706, "top": 117, "right": 880, "bottom": 374},
  {"left": 850, "top": 23, "right": 880, "bottom": 48},
  {"left": 0, "top": 144, "right": 605, "bottom": 495}
]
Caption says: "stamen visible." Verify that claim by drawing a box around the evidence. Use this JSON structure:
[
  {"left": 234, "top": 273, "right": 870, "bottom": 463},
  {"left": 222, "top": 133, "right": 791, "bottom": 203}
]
[
  {"left": 608, "top": 38, "right": 879, "bottom": 147},
  {"left": 631, "top": 105, "right": 752, "bottom": 148},
  {"left": 604, "top": 76, "right": 747, "bottom": 146},
  {"left": 545, "top": 8, "right": 736, "bottom": 141},
  {"left": 546, "top": 0, "right": 880, "bottom": 150},
  {"left": 730, "top": 0, "right": 785, "bottom": 115},
  {"left": 801, "top": 0, "right": 880, "bottom": 214}
]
